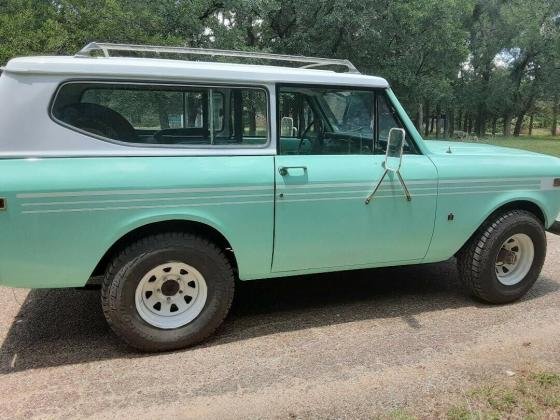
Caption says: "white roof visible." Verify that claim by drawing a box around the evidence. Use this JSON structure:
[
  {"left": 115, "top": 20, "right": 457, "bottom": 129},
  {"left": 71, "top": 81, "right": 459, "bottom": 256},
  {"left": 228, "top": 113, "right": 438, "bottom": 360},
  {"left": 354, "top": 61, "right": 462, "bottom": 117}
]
[{"left": 3, "top": 56, "right": 389, "bottom": 88}]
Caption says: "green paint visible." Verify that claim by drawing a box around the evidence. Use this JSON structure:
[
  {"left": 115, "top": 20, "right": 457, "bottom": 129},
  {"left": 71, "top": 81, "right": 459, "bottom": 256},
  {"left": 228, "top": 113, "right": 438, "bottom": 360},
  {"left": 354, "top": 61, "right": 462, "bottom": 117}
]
[{"left": 1, "top": 89, "right": 560, "bottom": 289}]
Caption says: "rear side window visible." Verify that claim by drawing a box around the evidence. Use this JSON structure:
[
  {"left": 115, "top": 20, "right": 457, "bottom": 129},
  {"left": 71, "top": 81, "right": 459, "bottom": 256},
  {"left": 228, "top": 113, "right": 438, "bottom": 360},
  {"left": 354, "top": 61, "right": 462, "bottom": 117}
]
[{"left": 51, "top": 82, "right": 268, "bottom": 147}]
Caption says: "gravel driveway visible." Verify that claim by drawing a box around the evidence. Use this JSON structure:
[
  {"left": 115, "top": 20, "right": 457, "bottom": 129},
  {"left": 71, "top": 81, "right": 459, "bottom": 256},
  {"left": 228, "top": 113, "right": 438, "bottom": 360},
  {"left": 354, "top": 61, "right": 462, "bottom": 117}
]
[{"left": 1, "top": 234, "right": 559, "bottom": 419}]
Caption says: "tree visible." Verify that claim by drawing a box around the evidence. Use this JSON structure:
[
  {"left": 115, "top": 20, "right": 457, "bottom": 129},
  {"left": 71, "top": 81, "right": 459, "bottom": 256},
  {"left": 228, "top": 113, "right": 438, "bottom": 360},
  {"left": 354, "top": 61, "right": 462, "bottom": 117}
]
[{"left": 0, "top": 0, "right": 558, "bottom": 138}]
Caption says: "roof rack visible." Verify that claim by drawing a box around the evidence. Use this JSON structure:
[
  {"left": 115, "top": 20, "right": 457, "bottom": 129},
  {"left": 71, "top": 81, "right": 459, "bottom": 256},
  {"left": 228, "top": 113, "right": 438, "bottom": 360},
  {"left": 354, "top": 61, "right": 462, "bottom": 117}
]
[{"left": 75, "top": 42, "right": 360, "bottom": 74}]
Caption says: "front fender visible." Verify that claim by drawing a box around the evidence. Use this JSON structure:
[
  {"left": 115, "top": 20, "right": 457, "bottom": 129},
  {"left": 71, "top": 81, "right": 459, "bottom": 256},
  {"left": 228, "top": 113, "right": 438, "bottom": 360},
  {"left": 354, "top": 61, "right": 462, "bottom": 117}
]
[{"left": 424, "top": 188, "right": 559, "bottom": 263}]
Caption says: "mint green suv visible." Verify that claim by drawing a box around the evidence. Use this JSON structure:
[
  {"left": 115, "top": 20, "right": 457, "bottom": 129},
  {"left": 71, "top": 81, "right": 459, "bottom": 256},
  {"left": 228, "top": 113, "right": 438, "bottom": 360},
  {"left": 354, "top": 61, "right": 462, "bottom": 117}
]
[{"left": 1, "top": 43, "right": 559, "bottom": 351}]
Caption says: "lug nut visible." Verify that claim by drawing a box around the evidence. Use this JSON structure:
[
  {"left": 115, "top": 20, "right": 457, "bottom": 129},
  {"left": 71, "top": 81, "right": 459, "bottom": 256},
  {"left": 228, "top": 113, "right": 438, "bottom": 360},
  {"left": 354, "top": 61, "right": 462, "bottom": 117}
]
[{"left": 179, "top": 290, "right": 183, "bottom": 294}]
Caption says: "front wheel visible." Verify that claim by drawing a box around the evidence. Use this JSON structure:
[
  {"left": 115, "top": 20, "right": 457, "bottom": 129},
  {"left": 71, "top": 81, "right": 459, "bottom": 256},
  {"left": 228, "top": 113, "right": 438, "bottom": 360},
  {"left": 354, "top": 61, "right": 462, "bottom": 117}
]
[
  {"left": 457, "top": 210, "right": 546, "bottom": 304},
  {"left": 101, "top": 233, "right": 235, "bottom": 352}
]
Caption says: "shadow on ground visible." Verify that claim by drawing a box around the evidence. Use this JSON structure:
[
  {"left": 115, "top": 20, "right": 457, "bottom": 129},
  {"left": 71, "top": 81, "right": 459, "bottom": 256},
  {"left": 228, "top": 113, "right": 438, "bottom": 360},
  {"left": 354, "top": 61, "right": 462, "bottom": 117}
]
[{"left": 1, "top": 260, "right": 558, "bottom": 373}]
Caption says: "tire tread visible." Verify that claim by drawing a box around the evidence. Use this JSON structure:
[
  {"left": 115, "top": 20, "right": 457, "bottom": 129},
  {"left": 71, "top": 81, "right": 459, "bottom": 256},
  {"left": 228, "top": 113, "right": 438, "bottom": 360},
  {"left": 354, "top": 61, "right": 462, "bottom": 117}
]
[
  {"left": 457, "top": 210, "right": 545, "bottom": 303},
  {"left": 101, "top": 232, "right": 234, "bottom": 351}
]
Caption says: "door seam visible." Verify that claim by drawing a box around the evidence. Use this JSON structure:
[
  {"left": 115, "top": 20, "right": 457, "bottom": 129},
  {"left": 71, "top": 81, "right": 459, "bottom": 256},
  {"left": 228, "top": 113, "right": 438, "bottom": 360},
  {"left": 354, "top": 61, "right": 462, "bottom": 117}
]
[{"left": 270, "top": 155, "right": 277, "bottom": 270}]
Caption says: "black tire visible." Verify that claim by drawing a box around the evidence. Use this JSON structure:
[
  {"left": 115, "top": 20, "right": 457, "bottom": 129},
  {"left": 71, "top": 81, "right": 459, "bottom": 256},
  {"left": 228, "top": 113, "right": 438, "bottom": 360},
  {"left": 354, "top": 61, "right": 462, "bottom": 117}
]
[
  {"left": 457, "top": 210, "right": 546, "bottom": 304},
  {"left": 101, "top": 232, "right": 235, "bottom": 352}
]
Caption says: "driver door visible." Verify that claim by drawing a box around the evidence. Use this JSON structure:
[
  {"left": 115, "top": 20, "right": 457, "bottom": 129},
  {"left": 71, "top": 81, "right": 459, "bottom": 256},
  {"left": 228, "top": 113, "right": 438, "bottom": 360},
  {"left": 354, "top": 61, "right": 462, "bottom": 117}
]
[{"left": 273, "top": 86, "right": 438, "bottom": 273}]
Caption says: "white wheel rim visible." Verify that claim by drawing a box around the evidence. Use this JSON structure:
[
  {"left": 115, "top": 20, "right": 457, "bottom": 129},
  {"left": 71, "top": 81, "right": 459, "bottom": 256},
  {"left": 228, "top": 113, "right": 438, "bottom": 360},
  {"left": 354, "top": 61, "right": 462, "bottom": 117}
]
[
  {"left": 495, "top": 233, "right": 534, "bottom": 286},
  {"left": 135, "top": 262, "right": 207, "bottom": 329}
]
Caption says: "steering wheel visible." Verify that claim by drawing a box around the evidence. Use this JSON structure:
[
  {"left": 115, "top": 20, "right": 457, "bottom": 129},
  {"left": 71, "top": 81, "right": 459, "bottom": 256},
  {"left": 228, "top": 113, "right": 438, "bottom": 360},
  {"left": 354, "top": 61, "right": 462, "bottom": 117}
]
[{"left": 297, "top": 120, "right": 316, "bottom": 154}]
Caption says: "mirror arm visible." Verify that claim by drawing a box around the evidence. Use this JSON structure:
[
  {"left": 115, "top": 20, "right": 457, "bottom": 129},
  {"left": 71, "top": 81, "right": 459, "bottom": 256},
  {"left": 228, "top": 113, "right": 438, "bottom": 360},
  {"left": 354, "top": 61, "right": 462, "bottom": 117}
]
[
  {"left": 364, "top": 169, "right": 388, "bottom": 204},
  {"left": 365, "top": 169, "right": 413, "bottom": 204},
  {"left": 397, "top": 171, "right": 412, "bottom": 201}
]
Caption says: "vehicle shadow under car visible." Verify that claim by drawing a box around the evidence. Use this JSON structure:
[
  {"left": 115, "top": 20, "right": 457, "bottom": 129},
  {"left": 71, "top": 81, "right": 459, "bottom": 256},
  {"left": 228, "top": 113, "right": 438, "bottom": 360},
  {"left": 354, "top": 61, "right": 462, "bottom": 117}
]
[{"left": 1, "top": 259, "right": 558, "bottom": 374}]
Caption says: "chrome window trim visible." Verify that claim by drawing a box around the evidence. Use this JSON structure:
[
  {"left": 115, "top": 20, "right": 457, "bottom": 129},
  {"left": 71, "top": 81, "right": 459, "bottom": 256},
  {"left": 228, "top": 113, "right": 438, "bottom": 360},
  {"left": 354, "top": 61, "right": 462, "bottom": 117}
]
[{"left": 49, "top": 79, "right": 272, "bottom": 151}]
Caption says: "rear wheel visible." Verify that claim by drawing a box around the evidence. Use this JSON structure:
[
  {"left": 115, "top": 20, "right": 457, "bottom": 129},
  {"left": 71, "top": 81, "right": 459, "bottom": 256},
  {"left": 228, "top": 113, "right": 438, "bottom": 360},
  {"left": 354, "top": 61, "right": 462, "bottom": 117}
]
[
  {"left": 457, "top": 210, "right": 546, "bottom": 304},
  {"left": 101, "top": 232, "right": 234, "bottom": 352}
]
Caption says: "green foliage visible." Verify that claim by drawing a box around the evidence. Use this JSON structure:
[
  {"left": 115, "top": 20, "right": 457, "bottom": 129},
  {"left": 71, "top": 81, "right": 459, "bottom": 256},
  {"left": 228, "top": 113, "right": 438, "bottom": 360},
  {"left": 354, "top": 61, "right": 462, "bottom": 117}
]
[{"left": 0, "top": 0, "right": 558, "bottom": 138}]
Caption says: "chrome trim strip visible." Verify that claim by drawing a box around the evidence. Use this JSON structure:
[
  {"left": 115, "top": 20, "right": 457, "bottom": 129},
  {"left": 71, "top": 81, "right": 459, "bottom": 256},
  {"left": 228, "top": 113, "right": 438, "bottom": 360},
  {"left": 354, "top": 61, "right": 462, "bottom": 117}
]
[
  {"left": 278, "top": 180, "right": 436, "bottom": 190},
  {"left": 284, "top": 187, "right": 436, "bottom": 197},
  {"left": 439, "top": 177, "right": 542, "bottom": 184},
  {"left": 21, "top": 193, "right": 272, "bottom": 207},
  {"left": 17, "top": 177, "right": 551, "bottom": 201},
  {"left": 438, "top": 188, "right": 540, "bottom": 196},
  {"left": 439, "top": 183, "right": 539, "bottom": 190},
  {"left": 281, "top": 188, "right": 541, "bottom": 203},
  {"left": 22, "top": 199, "right": 273, "bottom": 214},
  {"left": 17, "top": 185, "right": 271, "bottom": 199},
  {"left": 281, "top": 195, "right": 422, "bottom": 203}
]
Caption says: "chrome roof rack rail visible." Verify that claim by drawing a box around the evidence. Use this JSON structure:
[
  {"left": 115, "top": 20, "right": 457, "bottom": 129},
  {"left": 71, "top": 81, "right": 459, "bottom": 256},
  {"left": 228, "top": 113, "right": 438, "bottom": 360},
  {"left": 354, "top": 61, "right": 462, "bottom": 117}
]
[{"left": 75, "top": 42, "right": 360, "bottom": 74}]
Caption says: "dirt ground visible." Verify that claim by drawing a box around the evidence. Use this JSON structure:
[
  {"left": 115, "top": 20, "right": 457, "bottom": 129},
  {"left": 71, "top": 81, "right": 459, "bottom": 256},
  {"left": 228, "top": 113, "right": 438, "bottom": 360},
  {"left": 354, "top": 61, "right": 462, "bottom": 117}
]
[{"left": 0, "top": 234, "right": 559, "bottom": 419}]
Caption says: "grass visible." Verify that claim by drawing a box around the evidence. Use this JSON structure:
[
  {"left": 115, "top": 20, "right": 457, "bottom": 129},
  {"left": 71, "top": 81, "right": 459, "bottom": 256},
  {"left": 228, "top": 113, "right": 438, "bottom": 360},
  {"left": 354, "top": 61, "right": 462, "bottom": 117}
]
[
  {"left": 446, "top": 371, "right": 560, "bottom": 420},
  {"left": 431, "top": 135, "right": 560, "bottom": 157},
  {"left": 377, "top": 371, "right": 560, "bottom": 419},
  {"left": 469, "top": 136, "right": 560, "bottom": 157}
]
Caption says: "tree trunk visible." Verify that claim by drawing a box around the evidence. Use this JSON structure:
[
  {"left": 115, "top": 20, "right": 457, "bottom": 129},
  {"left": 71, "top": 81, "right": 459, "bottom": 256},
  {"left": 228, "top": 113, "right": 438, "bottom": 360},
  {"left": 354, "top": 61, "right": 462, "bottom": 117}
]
[
  {"left": 187, "top": 94, "right": 200, "bottom": 127},
  {"left": 429, "top": 116, "right": 435, "bottom": 134},
  {"left": 435, "top": 105, "right": 442, "bottom": 138},
  {"left": 467, "top": 118, "right": 473, "bottom": 135},
  {"left": 491, "top": 118, "right": 497, "bottom": 136},
  {"left": 513, "top": 112, "right": 525, "bottom": 137},
  {"left": 157, "top": 97, "right": 170, "bottom": 129},
  {"left": 417, "top": 102, "right": 423, "bottom": 132},
  {"left": 463, "top": 113, "right": 469, "bottom": 132},
  {"left": 424, "top": 101, "right": 430, "bottom": 137},
  {"left": 528, "top": 114, "right": 534, "bottom": 136},
  {"left": 552, "top": 93, "right": 559, "bottom": 136},
  {"left": 248, "top": 92, "right": 257, "bottom": 136},
  {"left": 447, "top": 108, "right": 455, "bottom": 138},
  {"left": 503, "top": 114, "right": 512, "bottom": 137},
  {"left": 443, "top": 108, "right": 455, "bottom": 139},
  {"left": 514, "top": 90, "right": 536, "bottom": 137},
  {"left": 475, "top": 107, "right": 486, "bottom": 138}
]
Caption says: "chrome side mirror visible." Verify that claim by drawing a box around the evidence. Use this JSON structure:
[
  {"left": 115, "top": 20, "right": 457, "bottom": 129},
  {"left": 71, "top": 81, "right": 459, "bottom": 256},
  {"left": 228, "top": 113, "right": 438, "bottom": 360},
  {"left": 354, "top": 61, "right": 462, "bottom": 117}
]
[
  {"left": 280, "top": 117, "right": 298, "bottom": 137},
  {"left": 385, "top": 128, "right": 405, "bottom": 172},
  {"left": 365, "top": 127, "right": 411, "bottom": 204}
]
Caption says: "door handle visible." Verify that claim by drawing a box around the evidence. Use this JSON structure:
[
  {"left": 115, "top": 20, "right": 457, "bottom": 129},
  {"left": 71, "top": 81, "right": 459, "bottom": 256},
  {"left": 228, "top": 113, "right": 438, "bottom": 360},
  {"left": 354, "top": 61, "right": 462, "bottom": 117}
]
[{"left": 278, "top": 166, "right": 307, "bottom": 176}]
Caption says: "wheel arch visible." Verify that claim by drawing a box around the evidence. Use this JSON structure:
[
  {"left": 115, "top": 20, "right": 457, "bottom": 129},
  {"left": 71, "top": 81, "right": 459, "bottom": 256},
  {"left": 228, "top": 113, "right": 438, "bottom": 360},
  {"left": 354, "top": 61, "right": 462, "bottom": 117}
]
[
  {"left": 487, "top": 199, "right": 546, "bottom": 226},
  {"left": 89, "top": 218, "right": 238, "bottom": 283},
  {"left": 456, "top": 198, "right": 547, "bottom": 257}
]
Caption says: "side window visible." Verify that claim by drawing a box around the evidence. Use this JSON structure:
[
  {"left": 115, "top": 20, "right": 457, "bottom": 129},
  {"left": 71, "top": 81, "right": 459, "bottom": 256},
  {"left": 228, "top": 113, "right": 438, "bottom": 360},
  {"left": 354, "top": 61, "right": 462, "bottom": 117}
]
[
  {"left": 377, "top": 94, "right": 415, "bottom": 154},
  {"left": 230, "top": 90, "right": 268, "bottom": 144},
  {"left": 277, "top": 86, "right": 417, "bottom": 156},
  {"left": 81, "top": 88, "right": 187, "bottom": 130},
  {"left": 278, "top": 86, "right": 374, "bottom": 155},
  {"left": 52, "top": 83, "right": 267, "bottom": 147}
]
